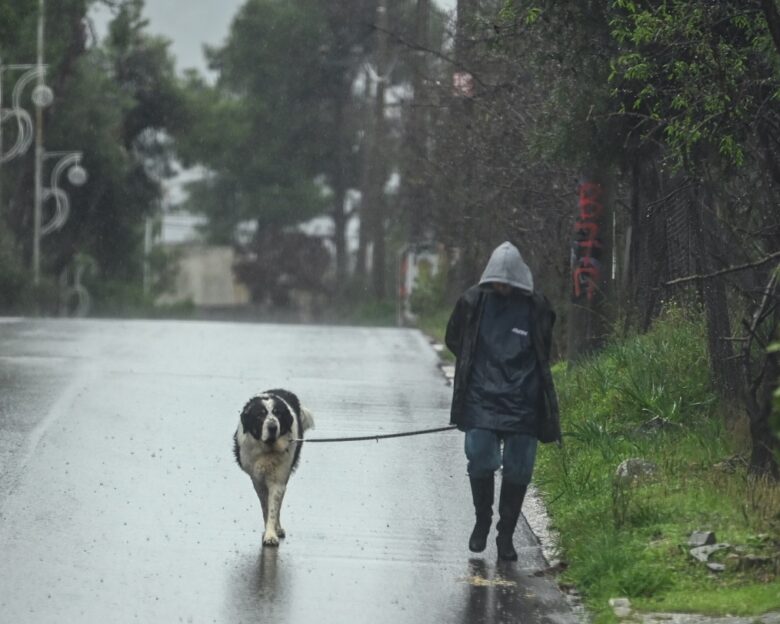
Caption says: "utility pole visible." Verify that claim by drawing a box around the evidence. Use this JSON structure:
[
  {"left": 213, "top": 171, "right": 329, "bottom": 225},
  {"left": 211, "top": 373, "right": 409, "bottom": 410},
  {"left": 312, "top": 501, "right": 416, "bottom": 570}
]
[
  {"left": 1, "top": 57, "right": 5, "bottom": 219},
  {"left": 450, "top": 0, "right": 479, "bottom": 288},
  {"left": 32, "top": 0, "right": 45, "bottom": 285},
  {"left": 332, "top": 82, "right": 348, "bottom": 287}
]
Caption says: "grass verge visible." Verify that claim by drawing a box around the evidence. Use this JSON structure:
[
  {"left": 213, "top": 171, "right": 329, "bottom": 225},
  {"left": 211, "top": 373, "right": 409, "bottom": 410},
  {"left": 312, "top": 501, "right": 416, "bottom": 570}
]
[{"left": 536, "top": 309, "right": 780, "bottom": 621}]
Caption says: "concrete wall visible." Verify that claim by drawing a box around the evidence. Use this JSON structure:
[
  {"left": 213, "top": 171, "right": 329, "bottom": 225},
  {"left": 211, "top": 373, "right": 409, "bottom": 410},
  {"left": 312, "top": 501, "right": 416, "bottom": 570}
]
[{"left": 157, "top": 245, "right": 250, "bottom": 307}]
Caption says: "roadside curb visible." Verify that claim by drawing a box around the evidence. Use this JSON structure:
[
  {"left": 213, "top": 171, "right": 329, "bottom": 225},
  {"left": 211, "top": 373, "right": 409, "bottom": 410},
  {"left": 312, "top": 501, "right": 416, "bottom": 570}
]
[{"left": 608, "top": 598, "right": 780, "bottom": 624}]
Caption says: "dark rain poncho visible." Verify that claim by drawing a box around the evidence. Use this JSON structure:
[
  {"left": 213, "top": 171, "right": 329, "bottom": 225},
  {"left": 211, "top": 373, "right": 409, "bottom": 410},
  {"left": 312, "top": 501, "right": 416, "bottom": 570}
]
[
  {"left": 460, "top": 290, "right": 540, "bottom": 433},
  {"left": 445, "top": 242, "right": 562, "bottom": 444}
]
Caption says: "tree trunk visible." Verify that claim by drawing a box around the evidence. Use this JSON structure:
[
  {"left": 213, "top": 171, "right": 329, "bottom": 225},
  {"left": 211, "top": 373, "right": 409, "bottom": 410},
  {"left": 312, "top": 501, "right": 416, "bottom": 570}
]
[
  {"left": 701, "top": 274, "right": 739, "bottom": 395},
  {"left": 402, "top": 0, "right": 430, "bottom": 244},
  {"left": 331, "top": 76, "right": 350, "bottom": 289},
  {"left": 455, "top": 0, "right": 478, "bottom": 63},
  {"left": 693, "top": 184, "right": 741, "bottom": 397},
  {"left": 355, "top": 67, "right": 372, "bottom": 284},
  {"left": 743, "top": 276, "right": 780, "bottom": 479},
  {"left": 744, "top": 348, "right": 780, "bottom": 479},
  {"left": 366, "top": 0, "right": 389, "bottom": 300},
  {"left": 746, "top": 364, "right": 780, "bottom": 480}
]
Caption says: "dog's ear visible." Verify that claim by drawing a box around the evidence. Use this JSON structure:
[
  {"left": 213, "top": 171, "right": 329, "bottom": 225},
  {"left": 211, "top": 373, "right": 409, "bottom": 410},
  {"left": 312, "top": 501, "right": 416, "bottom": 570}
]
[{"left": 300, "top": 407, "right": 315, "bottom": 432}]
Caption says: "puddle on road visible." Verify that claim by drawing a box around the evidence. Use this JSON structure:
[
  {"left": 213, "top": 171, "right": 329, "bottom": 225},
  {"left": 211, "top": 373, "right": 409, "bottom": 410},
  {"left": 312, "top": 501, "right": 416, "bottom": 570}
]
[{"left": 458, "top": 574, "right": 517, "bottom": 588}]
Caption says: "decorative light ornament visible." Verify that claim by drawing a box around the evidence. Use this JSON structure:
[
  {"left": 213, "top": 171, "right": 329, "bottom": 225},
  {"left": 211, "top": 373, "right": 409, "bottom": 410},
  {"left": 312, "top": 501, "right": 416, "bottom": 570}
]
[
  {"left": 31, "top": 83, "right": 53, "bottom": 108},
  {"left": 67, "top": 164, "right": 87, "bottom": 186}
]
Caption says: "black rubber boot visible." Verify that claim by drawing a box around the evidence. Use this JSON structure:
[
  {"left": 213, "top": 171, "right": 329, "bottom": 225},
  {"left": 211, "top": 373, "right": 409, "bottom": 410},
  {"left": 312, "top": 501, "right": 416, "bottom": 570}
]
[
  {"left": 468, "top": 477, "right": 494, "bottom": 553},
  {"left": 495, "top": 481, "right": 527, "bottom": 561}
]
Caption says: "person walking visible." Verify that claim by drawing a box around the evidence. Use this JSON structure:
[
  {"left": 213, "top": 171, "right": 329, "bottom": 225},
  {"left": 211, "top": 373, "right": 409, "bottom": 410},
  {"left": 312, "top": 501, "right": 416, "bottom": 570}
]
[{"left": 445, "top": 241, "right": 561, "bottom": 561}]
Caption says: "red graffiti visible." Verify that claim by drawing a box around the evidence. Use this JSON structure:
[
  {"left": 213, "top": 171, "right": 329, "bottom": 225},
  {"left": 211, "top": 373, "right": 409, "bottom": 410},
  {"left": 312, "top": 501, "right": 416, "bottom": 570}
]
[
  {"left": 578, "top": 182, "right": 605, "bottom": 220},
  {"left": 574, "top": 221, "right": 601, "bottom": 241},
  {"left": 573, "top": 181, "right": 604, "bottom": 301}
]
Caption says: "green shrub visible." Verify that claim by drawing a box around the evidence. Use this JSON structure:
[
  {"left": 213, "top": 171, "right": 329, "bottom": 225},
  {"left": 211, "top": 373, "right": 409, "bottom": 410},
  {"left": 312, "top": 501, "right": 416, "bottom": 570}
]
[
  {"left": 409, "top": 261, "right": 448, "bottom": 317},
  {"left": 341, "top": 298, "right": 397, "bottom": 326},
  {"left": 556, "top": 307, "right": 716, "bottom": 432},
  {"left": 0, "top": 224, "right": 37, "bottom": 313},
  {"left": 571, "top": 531, "right": 672, "bottom": 599}
]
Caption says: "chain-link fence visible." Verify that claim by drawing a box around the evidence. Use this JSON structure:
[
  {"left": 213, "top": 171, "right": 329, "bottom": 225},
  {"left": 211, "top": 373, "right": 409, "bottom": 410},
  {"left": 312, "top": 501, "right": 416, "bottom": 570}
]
[{"left": 631, "top": 178, "right": 740, "bottom": 395}]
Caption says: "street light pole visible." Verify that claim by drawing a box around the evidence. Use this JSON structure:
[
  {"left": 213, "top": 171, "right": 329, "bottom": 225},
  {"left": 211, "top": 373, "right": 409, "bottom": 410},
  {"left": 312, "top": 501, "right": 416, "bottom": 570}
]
[
  {"left": 1, "top": 56, "right": 5, "bottom": 215},
  {"left": 32, "top": 0, "right": 45, "bottom": 285}
]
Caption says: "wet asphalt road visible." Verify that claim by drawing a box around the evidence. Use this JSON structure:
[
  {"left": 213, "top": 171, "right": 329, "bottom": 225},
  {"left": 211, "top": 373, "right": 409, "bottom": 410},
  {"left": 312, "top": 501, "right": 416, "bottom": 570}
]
[{"left": 0, "top": 318, "right": 578, "bottom": 624}]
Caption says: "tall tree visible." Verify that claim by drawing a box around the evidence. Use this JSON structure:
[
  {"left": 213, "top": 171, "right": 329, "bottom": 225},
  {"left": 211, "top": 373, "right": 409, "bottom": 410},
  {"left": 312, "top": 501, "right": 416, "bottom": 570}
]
[
  {"left": 320, "top": 0, "right": 374, "bottom": 288},
  {"left": 364, "top": 0, "right": 390, "bottom": 299},
  {"left": 179, "top": 0, "right": 333, "bottom": 236},
  {"left": 399, "top": 0, "right": 431, "bottom": 244}
]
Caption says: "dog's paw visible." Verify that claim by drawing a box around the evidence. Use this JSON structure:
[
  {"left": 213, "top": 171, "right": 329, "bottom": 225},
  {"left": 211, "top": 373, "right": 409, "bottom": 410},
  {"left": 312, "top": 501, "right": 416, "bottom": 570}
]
[
  {"left": 262, "top": 532, "right": 280, "bottom": 547},
  {"left": 277, "top": 527, "right": 286, "bottom": 539}
]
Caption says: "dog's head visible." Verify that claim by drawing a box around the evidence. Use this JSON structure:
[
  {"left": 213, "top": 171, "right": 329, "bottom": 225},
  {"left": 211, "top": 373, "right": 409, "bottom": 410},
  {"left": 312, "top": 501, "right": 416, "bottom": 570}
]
[{"left": 240, "top": 394, "right": 294, "bottom": 445}]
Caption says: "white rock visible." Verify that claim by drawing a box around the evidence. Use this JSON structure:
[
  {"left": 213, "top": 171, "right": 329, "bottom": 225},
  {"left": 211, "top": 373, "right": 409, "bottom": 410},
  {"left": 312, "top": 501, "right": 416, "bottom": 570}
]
[
  {"left": 609, "top": 597, "right": 633, "bottom": 617},
  {"left": 615, "top": 458, "right": 658, "bottom": 484}
]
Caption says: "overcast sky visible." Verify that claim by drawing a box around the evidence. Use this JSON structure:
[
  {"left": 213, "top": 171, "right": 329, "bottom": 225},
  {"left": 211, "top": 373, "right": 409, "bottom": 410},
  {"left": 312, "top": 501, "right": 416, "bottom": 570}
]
[{"left": 90, "top": 0, "right": 457, "bottom": 79}]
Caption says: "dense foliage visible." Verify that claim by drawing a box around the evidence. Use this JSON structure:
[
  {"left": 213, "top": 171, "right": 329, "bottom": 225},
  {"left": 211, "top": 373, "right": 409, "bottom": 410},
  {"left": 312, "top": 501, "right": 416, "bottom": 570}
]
[{"left": 0, "top": 0, "right": 187, "bottom": 313}]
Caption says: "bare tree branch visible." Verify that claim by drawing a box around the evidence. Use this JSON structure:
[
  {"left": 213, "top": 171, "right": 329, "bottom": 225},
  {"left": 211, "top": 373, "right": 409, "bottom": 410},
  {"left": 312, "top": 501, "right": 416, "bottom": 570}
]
[{"left": 665, "top": 251, "right": 780, "bottom": 286}]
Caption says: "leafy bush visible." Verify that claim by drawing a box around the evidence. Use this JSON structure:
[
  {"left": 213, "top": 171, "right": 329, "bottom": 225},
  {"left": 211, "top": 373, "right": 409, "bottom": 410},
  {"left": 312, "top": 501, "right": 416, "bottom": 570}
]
[
  {"left": 0, "top": 225, "right": 32, "bottom": 313},
  {"left": 0, "top": 225, "right": 61, "bottom": 315},
  {"left": 409, "top": 265, "right": 448, "bottom": 319},
  {"left": 338, "top": 297, "right": 397, "bottom": 327}
]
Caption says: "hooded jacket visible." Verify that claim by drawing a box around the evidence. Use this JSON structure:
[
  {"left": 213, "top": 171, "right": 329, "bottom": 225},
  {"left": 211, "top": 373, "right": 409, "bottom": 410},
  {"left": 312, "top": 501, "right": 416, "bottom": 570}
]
[{"left": 445, "top": 243, "right": 562, "bottom": 444}]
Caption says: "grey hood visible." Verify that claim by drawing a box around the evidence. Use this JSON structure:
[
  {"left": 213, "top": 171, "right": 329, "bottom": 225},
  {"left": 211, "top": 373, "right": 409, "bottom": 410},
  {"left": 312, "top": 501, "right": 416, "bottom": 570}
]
[{"left": 478, "top": 242, "right": 534, "bottom": 293}]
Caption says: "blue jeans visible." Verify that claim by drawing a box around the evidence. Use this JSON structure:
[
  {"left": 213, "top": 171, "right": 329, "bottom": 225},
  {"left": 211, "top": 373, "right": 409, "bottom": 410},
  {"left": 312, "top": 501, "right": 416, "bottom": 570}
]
[{"left": 464, "top": 429, "right": 538, "bottom": 485}]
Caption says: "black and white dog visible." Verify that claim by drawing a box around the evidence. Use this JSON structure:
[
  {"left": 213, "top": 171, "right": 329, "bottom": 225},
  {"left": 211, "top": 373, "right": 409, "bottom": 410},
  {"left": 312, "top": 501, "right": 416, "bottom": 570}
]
[{"left": 233, "top": 389, "right": 315, "bottom": 546}]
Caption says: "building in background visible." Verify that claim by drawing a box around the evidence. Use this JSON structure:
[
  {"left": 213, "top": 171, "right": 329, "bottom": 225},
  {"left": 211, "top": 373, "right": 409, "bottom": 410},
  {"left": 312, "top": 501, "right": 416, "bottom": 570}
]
[{"left": 155, "top": 211, "right": 250, "bottom": 309}]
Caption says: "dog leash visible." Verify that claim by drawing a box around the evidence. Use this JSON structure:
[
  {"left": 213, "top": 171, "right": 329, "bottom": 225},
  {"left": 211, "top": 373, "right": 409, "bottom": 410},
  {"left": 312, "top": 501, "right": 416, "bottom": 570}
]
[{"left": 293, "top": 424, "right": 458, "bottom": 443}]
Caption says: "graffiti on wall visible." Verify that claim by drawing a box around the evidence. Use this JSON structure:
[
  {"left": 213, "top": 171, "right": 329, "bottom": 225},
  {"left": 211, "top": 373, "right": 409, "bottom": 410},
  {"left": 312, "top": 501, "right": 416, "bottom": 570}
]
[{"left": 572, "top": 181, "right": 605, "bottom": 301}]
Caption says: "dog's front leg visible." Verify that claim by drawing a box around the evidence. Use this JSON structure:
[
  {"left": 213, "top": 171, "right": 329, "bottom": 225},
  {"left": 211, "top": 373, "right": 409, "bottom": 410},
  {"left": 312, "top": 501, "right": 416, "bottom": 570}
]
[
  {"left": 252, "top": 479, "right": 268, "bottom": 526},
  {"left": 275, "top": 503, "right": 285, "bottom": 539},
  {"left": 262, "top": 481, "right": 287, "bottom": 547}
]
